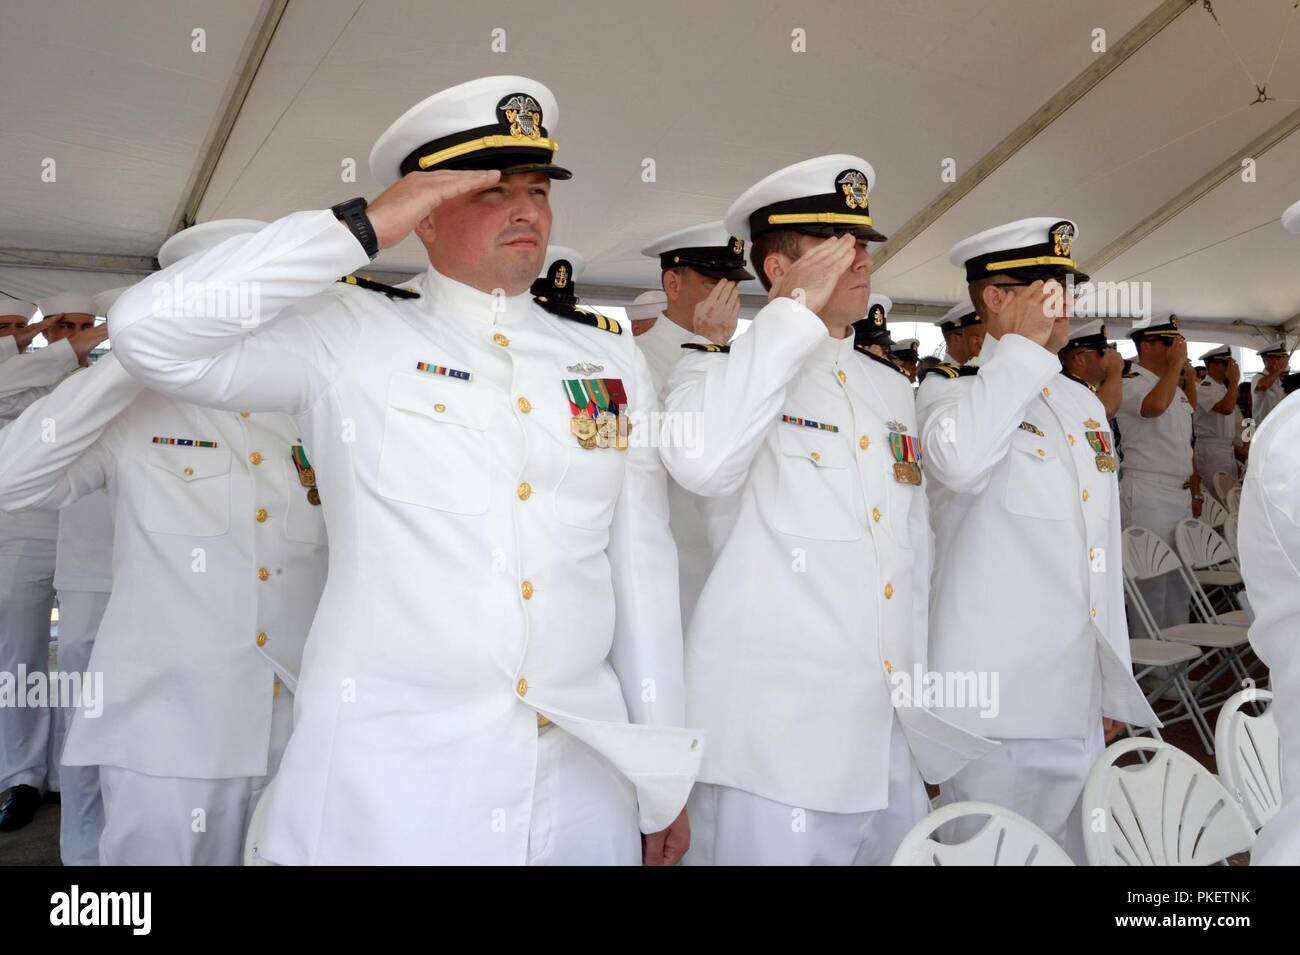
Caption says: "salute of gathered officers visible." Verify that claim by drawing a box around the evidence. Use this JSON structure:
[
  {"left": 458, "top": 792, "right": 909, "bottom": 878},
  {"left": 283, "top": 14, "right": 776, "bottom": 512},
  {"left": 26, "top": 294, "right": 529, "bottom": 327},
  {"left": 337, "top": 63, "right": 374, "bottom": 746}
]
[
  {"left": 662, "top": 155, "right": 994, "bottom": 865},
  {"left": 0, "top": 220, "right": 332, "bottom": 865},
  {"left": 917, "top": 218, "right": 1156, "bottom": 862},
  {"left": 106, "top": 76, "right": 701, "bottom": 865}
]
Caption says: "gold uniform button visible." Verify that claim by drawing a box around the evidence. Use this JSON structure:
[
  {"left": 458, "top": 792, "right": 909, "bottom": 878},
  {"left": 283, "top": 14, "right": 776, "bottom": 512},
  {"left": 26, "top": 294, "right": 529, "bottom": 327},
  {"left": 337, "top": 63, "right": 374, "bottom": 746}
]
[
  {"left": 1042, "top": 387, "right": 1051, "bottom": 398},
  {"left": 517, "top": 396, "right": 532, "bottom": 414},
  {"left": 249, "top": 451, "right": 263, "bottom": 466},
  {"left": 256, "top": 632, "right": 267, "bottom": 647},
  {"left": 884, "top": 583, "right": 894, "bottom": 600},
  {"left": 1082, "top": 489, "right": 1090, "bottom": 502},
  {"left": 183, "top": 466, "right": 194, "bottom": 477},
  {"left": 255, "top": 508, "right": 268, "bottom": 523},
  {"left": 516, "top": 677, "right": 528, "bottom": 697},
  {"left": 836, "top": 369, "right": 847, "bottom": 383},
  {"left": 810, "top": 451, "right": 821, "bottom": 462},
  {"left": 537, "top": 713, "right": 550, "bottom": 728},
  {"left": 1088, "top": 548, "right": 1096, "bottom": 560},
  {"left": 517, "top": 482, "right": 532, "bottom": 501},
  {"left": 883, "top": 660, "right": 894, "bottom": 674},
  {"left": 493, "top": 333, "right": 510, "bottom": 347},
  {"left": 859, "top": 435, "right": 869, "bottom": 450},
  {"left": 872, "top": 507, "right": 881, "bottom": 523},
  {"left": 521, "top": 580, "right": 534, "bottom": 600},
  {"left": 258, "top": 567, "right": 269, "bottom": 581},
  {"left": 1037, "top": 449, "right": 1046, "bottom": 457},
  {"left": 433, "top": 403, "right": 446, "bottom": 413},
  {"left": 239, "top": 411, "right": 250, "bottom": 418},
  {"left": 1090, "top": 607, "right": 1098, "bottom": 619},
  {"left": 273, "top": 679, "right": 282, "bottom": 697},
  {"left": 1068, "top": 434, "right": 1076, "bottom": 446}
]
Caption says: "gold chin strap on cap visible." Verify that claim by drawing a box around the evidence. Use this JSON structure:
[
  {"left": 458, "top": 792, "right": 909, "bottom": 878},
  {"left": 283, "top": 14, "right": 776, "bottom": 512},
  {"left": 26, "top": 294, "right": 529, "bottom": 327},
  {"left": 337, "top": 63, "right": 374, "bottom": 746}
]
[
  {"left": 767, "top": 212, "right": 874, "bottom": 228},
  {"left": 984, "top": 255, "right": 1077, "bottom": 271},
  {"left": 418, "top": 134, "right": 560, "bottom": 170}
]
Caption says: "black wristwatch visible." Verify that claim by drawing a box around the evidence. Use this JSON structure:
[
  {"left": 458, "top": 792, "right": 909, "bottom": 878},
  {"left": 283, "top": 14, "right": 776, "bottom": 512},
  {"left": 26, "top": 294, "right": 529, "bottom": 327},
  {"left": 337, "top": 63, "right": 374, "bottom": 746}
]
[{"left": 331, "top": 197, "right": 379, "bottom": 260}]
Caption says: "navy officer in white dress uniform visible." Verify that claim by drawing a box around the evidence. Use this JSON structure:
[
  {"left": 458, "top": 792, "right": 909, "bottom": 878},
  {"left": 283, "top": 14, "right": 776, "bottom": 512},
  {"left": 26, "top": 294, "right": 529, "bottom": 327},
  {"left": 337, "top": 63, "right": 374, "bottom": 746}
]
[
  {"left": 664, "top": 155, "right": 994, "bottom": 866},
  {"left": 918, "top": 218, "right": 1157, "bottom": 862},
  {"left": 108, "top": 76, "right": 702, "bottom": 866}
]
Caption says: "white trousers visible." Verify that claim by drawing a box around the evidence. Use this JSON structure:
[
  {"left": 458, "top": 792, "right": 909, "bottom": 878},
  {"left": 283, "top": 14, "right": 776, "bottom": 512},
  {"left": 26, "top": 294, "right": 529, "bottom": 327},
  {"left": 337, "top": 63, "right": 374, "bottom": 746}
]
[
  {"left": 681, "top": 720, "right": 929, "bottom": 865},
  {"left": 0, "top": 539, "right": 57, "bottom": 791},
  {"left": 1193, "top": 439, "right": 1237, "bottom": 489},
  {"left": 1119, "top": 471, "right": 1191, "bottom": 629},
  {"left": 526, "top": 723, "right": 642, "bottom": 866},
  {"left": 941, "top": 727, "right": 1105, "bottom": 864},
  {"left": 53, "top": 589, "right": 110, "bottom": 865},
  {"left": 98, "top": 683, "right": 293, "bottom": 865}
]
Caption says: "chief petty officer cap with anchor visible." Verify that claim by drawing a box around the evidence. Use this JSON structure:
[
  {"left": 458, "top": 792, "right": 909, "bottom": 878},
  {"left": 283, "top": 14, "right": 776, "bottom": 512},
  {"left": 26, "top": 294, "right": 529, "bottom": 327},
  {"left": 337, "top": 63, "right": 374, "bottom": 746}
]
[
  {"left": 724, "top": 154, "right": 888, "bottom": 245},
  {"left": 530, "top": 247, "right": 623, "bottom": 335},
  {"left": 641, "top": 221, "right": 754, "bottom": 282},
  {"left": 370, "top": 75, "right": 571, "bottom": 186},
  {"left": 1060, "top": 319, "right": 1109, "bottom": 353},
  {"left": 891, "top": 338, "right": 920, "bottom": 363},
  {"left": 948, "top": 216, "right": 1089, "bottom": 285},
  {"left": 854, "top": 293, "right": 893, "bottom": 346}
]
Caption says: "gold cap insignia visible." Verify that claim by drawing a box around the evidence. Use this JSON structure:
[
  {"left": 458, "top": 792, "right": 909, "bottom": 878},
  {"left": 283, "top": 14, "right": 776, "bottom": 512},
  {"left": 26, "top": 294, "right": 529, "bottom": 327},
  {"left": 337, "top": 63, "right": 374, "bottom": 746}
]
[
  {"left": 837, "top": 169, "right": 870, "bottom": 211},
  {"left": 497, "top": 93, "right": 544, "bottom": 142},
  {"left": 1050, "top": 220, "right": 1075, "bottom": 257}
]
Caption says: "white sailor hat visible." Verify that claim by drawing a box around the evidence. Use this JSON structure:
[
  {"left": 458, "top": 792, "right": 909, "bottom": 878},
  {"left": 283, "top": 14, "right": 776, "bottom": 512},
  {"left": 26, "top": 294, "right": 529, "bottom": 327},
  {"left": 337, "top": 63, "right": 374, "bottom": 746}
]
[
  {"left": 1258, "top": 339, "right": 1289, "bottom": 357},
  {"left": 1062, "top": 319, "right": 1109, "bottom": 351},
  {"left": 35, "top": 292, "right": 97, "bottom": 317},
  {"left": 936, "top": 301, "right": 980, "bottom": 332},
  {"left": 724, "top": 154, "right": 886, "bottom": 244},
  {"left": 370, "top": 76, "right": 569, "bottom": 188},
  {"left": 625, "top": 290, "right": 667, "bottom": 321},
  {"left": 159, "top": 219, "right": 267, "bottom": 269},
  {"left": 1283, "top": 198, "right": 1300, "bottom": 235},
  {"left": 853, "top": 293, "right": 893, "bottom": 344},
  {"left": 949, "top": 217, "right": 1088, "bottom": 283},
  {"left": 891, "top": 337, "right": 920, "bottom": 360},
  {"left": 641, "top": 221, "right": 753, "bottom": 281},
  {"left": 1199, "top": 345, "right": 1232, "bottom": 362},
  {"left": 0, "top": 294, "right": 39, "bottom": 321},
  {"left": 92, "top": 287, "right": 129, "bottom": 316}
]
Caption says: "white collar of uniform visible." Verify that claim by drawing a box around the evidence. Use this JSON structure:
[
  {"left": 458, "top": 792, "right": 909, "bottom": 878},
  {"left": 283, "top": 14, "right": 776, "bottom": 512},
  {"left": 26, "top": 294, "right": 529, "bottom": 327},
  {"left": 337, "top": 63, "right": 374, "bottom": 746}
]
[
  {"left": 418, "top": 264, "right": 536, "bottom": 327},
  {"left": 811, "top": 329, "right": 856, "bottom": 363},
  {"left": 967, "top": 332, "right": 1003, "bottom": 368},
  {"left": 645, "top": 311, "right": 695, "bottom": 345}
]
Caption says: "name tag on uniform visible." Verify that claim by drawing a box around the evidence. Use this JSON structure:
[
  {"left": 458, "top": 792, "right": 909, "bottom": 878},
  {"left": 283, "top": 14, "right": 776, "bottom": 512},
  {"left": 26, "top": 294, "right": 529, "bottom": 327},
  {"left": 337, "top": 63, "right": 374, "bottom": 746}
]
[{"left": 563, "top": 378, "right": 631, "bottom": 450}]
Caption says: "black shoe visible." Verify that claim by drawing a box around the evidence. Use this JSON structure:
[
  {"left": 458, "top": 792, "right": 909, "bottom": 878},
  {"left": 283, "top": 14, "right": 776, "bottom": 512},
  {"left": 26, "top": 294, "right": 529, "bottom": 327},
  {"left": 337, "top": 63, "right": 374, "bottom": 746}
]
[{"left": 0, "top": 785, "right": 42, "bottom": 831}]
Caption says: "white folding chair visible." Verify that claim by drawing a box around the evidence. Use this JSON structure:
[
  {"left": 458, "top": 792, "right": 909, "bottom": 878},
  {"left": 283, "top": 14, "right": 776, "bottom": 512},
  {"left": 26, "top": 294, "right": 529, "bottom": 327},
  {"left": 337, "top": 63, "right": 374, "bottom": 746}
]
[
  {"left": 891, "top": 801, "right": 1073, "bottom": 866},
  {"left": 1222, "top": 511, "right": 1240, "bottom": 561},
  {"left": 1212, "top": 471, "right": 1238, "bottom": 504},
  {"left": 1173, "top": 518, "right": 1248, "bottom": 625},
  {"left": 1199, "top": 493, "right": 1230, "bottom": 532},
  {"left": 1214, "top": 688, "right": 1282, "bottom": 832},
  {"left": 1126, "top": 638, "right": 1199, "bottom": 750},
  {"left": 1122, "top": 527, "right": 1252, "bottom": 753},
  {"left": 1081, "top": 738, "right": 1255, "bottom": 865},
  {"left": 1225, "top": 486, "right": 1241, "bottom": 514}
]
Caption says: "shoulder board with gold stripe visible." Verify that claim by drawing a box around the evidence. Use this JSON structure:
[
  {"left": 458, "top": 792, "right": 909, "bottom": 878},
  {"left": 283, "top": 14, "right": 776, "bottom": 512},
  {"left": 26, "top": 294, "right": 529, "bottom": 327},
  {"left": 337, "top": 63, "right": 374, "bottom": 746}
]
[
  {"left": 680, "top": 342, "right": 730, "bottom": 353},
  {"left": 338, "top": 274, "right": 420, "bottom": 299},
  {"left": 533, "top": 296, "right": 622, "bottom": 334},
  {"left": 854, "top": 344, "right": 905, "bottom": 374},
  {"left": 919, "top": 361, "right": 973, "bottom": 381}
]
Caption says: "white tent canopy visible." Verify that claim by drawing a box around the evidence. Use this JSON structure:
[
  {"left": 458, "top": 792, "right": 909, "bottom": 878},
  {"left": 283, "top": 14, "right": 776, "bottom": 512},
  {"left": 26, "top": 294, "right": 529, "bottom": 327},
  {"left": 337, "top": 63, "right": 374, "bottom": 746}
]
[{"left": 3, "top": 0, "right": 1300, "bottom": 348}]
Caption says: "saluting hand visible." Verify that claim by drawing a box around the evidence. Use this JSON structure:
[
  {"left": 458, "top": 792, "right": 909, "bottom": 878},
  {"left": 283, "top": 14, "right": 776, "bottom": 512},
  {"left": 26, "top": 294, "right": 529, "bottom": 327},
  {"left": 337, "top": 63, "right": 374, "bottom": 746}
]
[
  {"left": 767, "top": 233, "right": 856, "bottom": 316},
  {"left": 1001, "top": 280, "right": 1056, "bottom": 347},
  {"left": 693, "top": 280, "right": 740, "bottom": 345},
  {"left": 1225, "top": 357, "right": 1241, "bottom": 388},
  {"left": 1167, "top": 337, "right": 1189, "bottom": 369},
  {"left": 14, "top": 314, "right": 59, "bottom": 351},
  {"left": 1101, "top": 347, "right": 1124, "bottom": 380},
  {"left": 365, "top": 169, "right": 502, "bottom": 250},
  {"left": 643, "top": 808, "right": 690, "bottom": 866},
  {"left": 68, "top": 324, "right": 108, "bottom": 362}
]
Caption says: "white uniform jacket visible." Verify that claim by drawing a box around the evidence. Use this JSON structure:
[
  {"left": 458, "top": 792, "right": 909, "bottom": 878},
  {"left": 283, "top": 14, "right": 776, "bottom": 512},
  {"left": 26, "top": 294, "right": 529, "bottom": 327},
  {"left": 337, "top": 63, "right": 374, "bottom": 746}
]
[
  {"left": 916, "top": 333, "right": 1157, "bottom": 739},
  {"left": 662, "top": 298, "right": 995, "bottom": 814},
  {"left": 0, "top": 354, "right": 328, "bottom": 777},
  {"left": 107, "top": 210, "right": 702, "bottom": 864},
  {"left": 1, "top": 339, "right": 78, "bottom": 541},
  {"left": 1238, "top": 392, "right": 1300, "bottom": 863}
]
